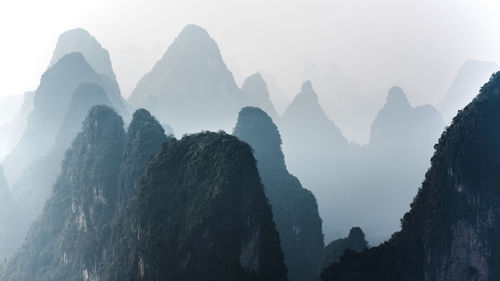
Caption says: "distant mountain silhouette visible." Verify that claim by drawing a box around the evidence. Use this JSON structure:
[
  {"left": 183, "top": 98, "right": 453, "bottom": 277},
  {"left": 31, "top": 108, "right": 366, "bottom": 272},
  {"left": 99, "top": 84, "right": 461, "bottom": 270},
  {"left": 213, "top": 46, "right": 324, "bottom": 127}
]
[
  {"left": 437, "top": 59, "right": 500, "bottom": 123},
  {"left": 280, "top": 80, "right": 354, "bottom": 242},
  {"left": 50, "top": 28, "right": 129, "bottom": 117},
  {"left": 322, "top": 71, "right": 500, "bottom": 281},
  {"left": 279, "top": 82, "right": 444, "bottom": 244},
  {"left": 241, "top": 74, "right": 278, "bottom": 120},
  {"left": 319, "top": 227, "right": 367, "bottom": 273},
  {"left": 2, "top": 52, "right": 126, "bottom": 184},
  {"left": 12, "top": 82, "right": 112, "bottom": 221},
  {"left": 128, "top": 24, "right": 244, "bottom": 135},
  {"left": 234, "top": 106, "right": 323, "bottom": 281},
  {"left": 0, "top": 106, "right": 288, "bottom": 281}
]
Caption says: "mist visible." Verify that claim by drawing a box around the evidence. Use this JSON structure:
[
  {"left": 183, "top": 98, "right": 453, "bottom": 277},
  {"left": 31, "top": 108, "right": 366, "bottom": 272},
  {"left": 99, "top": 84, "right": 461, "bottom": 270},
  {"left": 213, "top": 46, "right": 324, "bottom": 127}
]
[{"left": 1, "top": 1, "right": 500, "bottom": 281}]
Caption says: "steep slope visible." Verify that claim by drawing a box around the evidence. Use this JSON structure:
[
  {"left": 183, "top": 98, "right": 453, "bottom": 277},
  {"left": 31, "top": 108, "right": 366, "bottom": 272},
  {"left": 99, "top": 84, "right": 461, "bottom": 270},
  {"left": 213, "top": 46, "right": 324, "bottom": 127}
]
[
  {"left": 438, "top": 60, "right": 500, "bottom": 123},
  {"left": 2, "top": 52, "right": 124, "bottom": 184},
  {"left": 12, "top": 82, "right": 112, "bottom": 220},
  {"left": 0, "top": 166, "right": 23, "bottom": 261},
  {"left": 1, "top": 107, "right": 287, "bottom": 281},
  {"left": 319, "top": 227, "right": 367, "bottom": 273},
  {"left": 233, "top": 106, "right": 323, "bottom": 281},
  {"left": 0, "top": 105, "right": 126, "bottom": 281},
  {"left": 126, "top": 132, "right": 288, "bottom": 281},
  {"left": 241, "top": 74, "right": 278, "bottom": 120},
  {"left": 322, "top": 72, "right": 500, "bottom": 281},
  {"left": 280, "top": 80, "right": 353, "bottom": 241},
  {"left": 128, "top": 24, "right": 243, "bottom": 135}
]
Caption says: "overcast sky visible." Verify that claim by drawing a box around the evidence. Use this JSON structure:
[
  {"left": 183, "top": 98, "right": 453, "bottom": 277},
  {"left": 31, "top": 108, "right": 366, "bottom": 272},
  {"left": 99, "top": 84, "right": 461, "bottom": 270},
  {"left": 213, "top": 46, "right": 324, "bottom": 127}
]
[{"left": 1, "top": 0, "right": 499, "bottom": 113}]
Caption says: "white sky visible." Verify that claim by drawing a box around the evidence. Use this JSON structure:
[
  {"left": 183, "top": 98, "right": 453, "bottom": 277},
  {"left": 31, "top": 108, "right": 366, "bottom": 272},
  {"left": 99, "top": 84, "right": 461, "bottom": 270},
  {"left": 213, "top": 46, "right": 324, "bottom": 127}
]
[{"left": 1, "top": 0, "right": 499, "bottom": 108}]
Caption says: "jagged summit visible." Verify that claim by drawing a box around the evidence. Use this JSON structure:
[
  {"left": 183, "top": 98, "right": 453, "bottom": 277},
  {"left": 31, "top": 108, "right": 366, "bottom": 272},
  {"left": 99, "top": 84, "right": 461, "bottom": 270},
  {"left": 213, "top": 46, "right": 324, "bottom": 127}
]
[
  {"left": 128, "top": 24, "right": 242, "bottom": 135},
  {"left": 49, "top": 28, "right": 116, "bottom": 82}
]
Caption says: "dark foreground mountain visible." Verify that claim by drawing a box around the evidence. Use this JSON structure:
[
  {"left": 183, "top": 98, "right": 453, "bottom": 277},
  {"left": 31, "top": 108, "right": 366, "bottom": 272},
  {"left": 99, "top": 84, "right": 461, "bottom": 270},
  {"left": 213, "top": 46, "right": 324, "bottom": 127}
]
[
  {"left": 1, "top": 106, "right": 287, "bottom": 281},
  {"left": 234, "top": 106, "right": 323, "bottom": 281},
  {"left": 128, "top": 24, "right": 243, "bottom": 135},
  {"left": 319, "top": 227, "right": 367, "bottom": 273},
  {"left": 321, "top": 72, "right": 500, "bottom": 281}
]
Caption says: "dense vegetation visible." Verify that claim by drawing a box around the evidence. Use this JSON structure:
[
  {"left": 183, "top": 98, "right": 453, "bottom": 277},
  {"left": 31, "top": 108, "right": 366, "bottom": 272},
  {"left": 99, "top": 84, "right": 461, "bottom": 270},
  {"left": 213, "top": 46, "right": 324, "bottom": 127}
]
[
  {"left": 321, "top": 72, "right": 500, "bottom": 281},
  {"left": 1, "top": 106, "right": 287, "bottom": 281},
  {"left": 234, "top": 106, "right": 323, "bottom": 281}
]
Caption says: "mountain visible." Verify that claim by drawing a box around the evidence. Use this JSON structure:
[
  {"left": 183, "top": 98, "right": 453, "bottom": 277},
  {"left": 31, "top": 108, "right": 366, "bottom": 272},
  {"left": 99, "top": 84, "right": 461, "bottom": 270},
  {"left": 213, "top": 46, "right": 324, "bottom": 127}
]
[
  {"left": 437, "top": 60, "right": 500, "bottom": 123},
  {"left": 49, "top": 28, "right": 119, "bottom": 92},
  {"left": 0, "top": 166, "right": 23, "bottom": 261},
  {"left": 241, "top": 74, "right": 278, "bottom": 120},
  {"left": 280, "top": 80, "right": 353, "bottom": 241},
  {"left": 2, "top": 52, "right": 126, "bottom": 184},
  {"left": 321, "top": 71, "right": 500, "bottom": 281},
  {"left": 0, "top": 91, "right": 34, "bottom": 161},
  {"left": 1, "top": 106, "right": 287, "bottom": 281},
  {"left": 319, "top": 227, "right": 367, "bottom": 273},
  {"left": 233, "top": 106, "right": 323, "bottom": 281},
  {"left": 348, "top": 86, "right": 445, "bottom": 242},
  {"left": 49, "top": 28, "right": 129, "bottom": 118},
  {"left": 302, "top": 63, "right": 375, "bottom": 144},
  {"left": 12, "top": 82, "right": 112, "bottom": 221},
  {"left": 128, "top": 24, "right": 243, "bottom": 135}
]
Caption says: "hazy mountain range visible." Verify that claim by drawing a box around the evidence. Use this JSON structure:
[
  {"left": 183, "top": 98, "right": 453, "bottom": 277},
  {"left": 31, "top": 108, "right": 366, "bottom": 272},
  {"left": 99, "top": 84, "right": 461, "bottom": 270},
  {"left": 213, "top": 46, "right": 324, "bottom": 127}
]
[{"left": 0, "top": 23, "right": 498, "bottom": 281}]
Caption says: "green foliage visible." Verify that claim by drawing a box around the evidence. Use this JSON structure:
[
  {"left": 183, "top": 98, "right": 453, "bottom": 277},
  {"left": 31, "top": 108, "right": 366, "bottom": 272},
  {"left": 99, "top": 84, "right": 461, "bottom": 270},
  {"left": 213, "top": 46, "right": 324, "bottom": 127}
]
[{"left": 1, "top": 107, "right": 288, "bottom": 281}]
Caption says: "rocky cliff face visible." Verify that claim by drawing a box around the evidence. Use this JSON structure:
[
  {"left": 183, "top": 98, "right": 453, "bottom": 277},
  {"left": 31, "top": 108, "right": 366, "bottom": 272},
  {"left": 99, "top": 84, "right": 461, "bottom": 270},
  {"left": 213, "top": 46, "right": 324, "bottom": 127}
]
[
  {"left": 234, "top": 106, "right": 323, "bottom": 281},
  {"left": 1, "top": 107, "right": 287, "bottom": 281},
  {"left": 128, "top": 24, "right": 243, "bottom": 135},
  {"left": 321, "top": 72, "right": 500, "bottom": 281}
]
